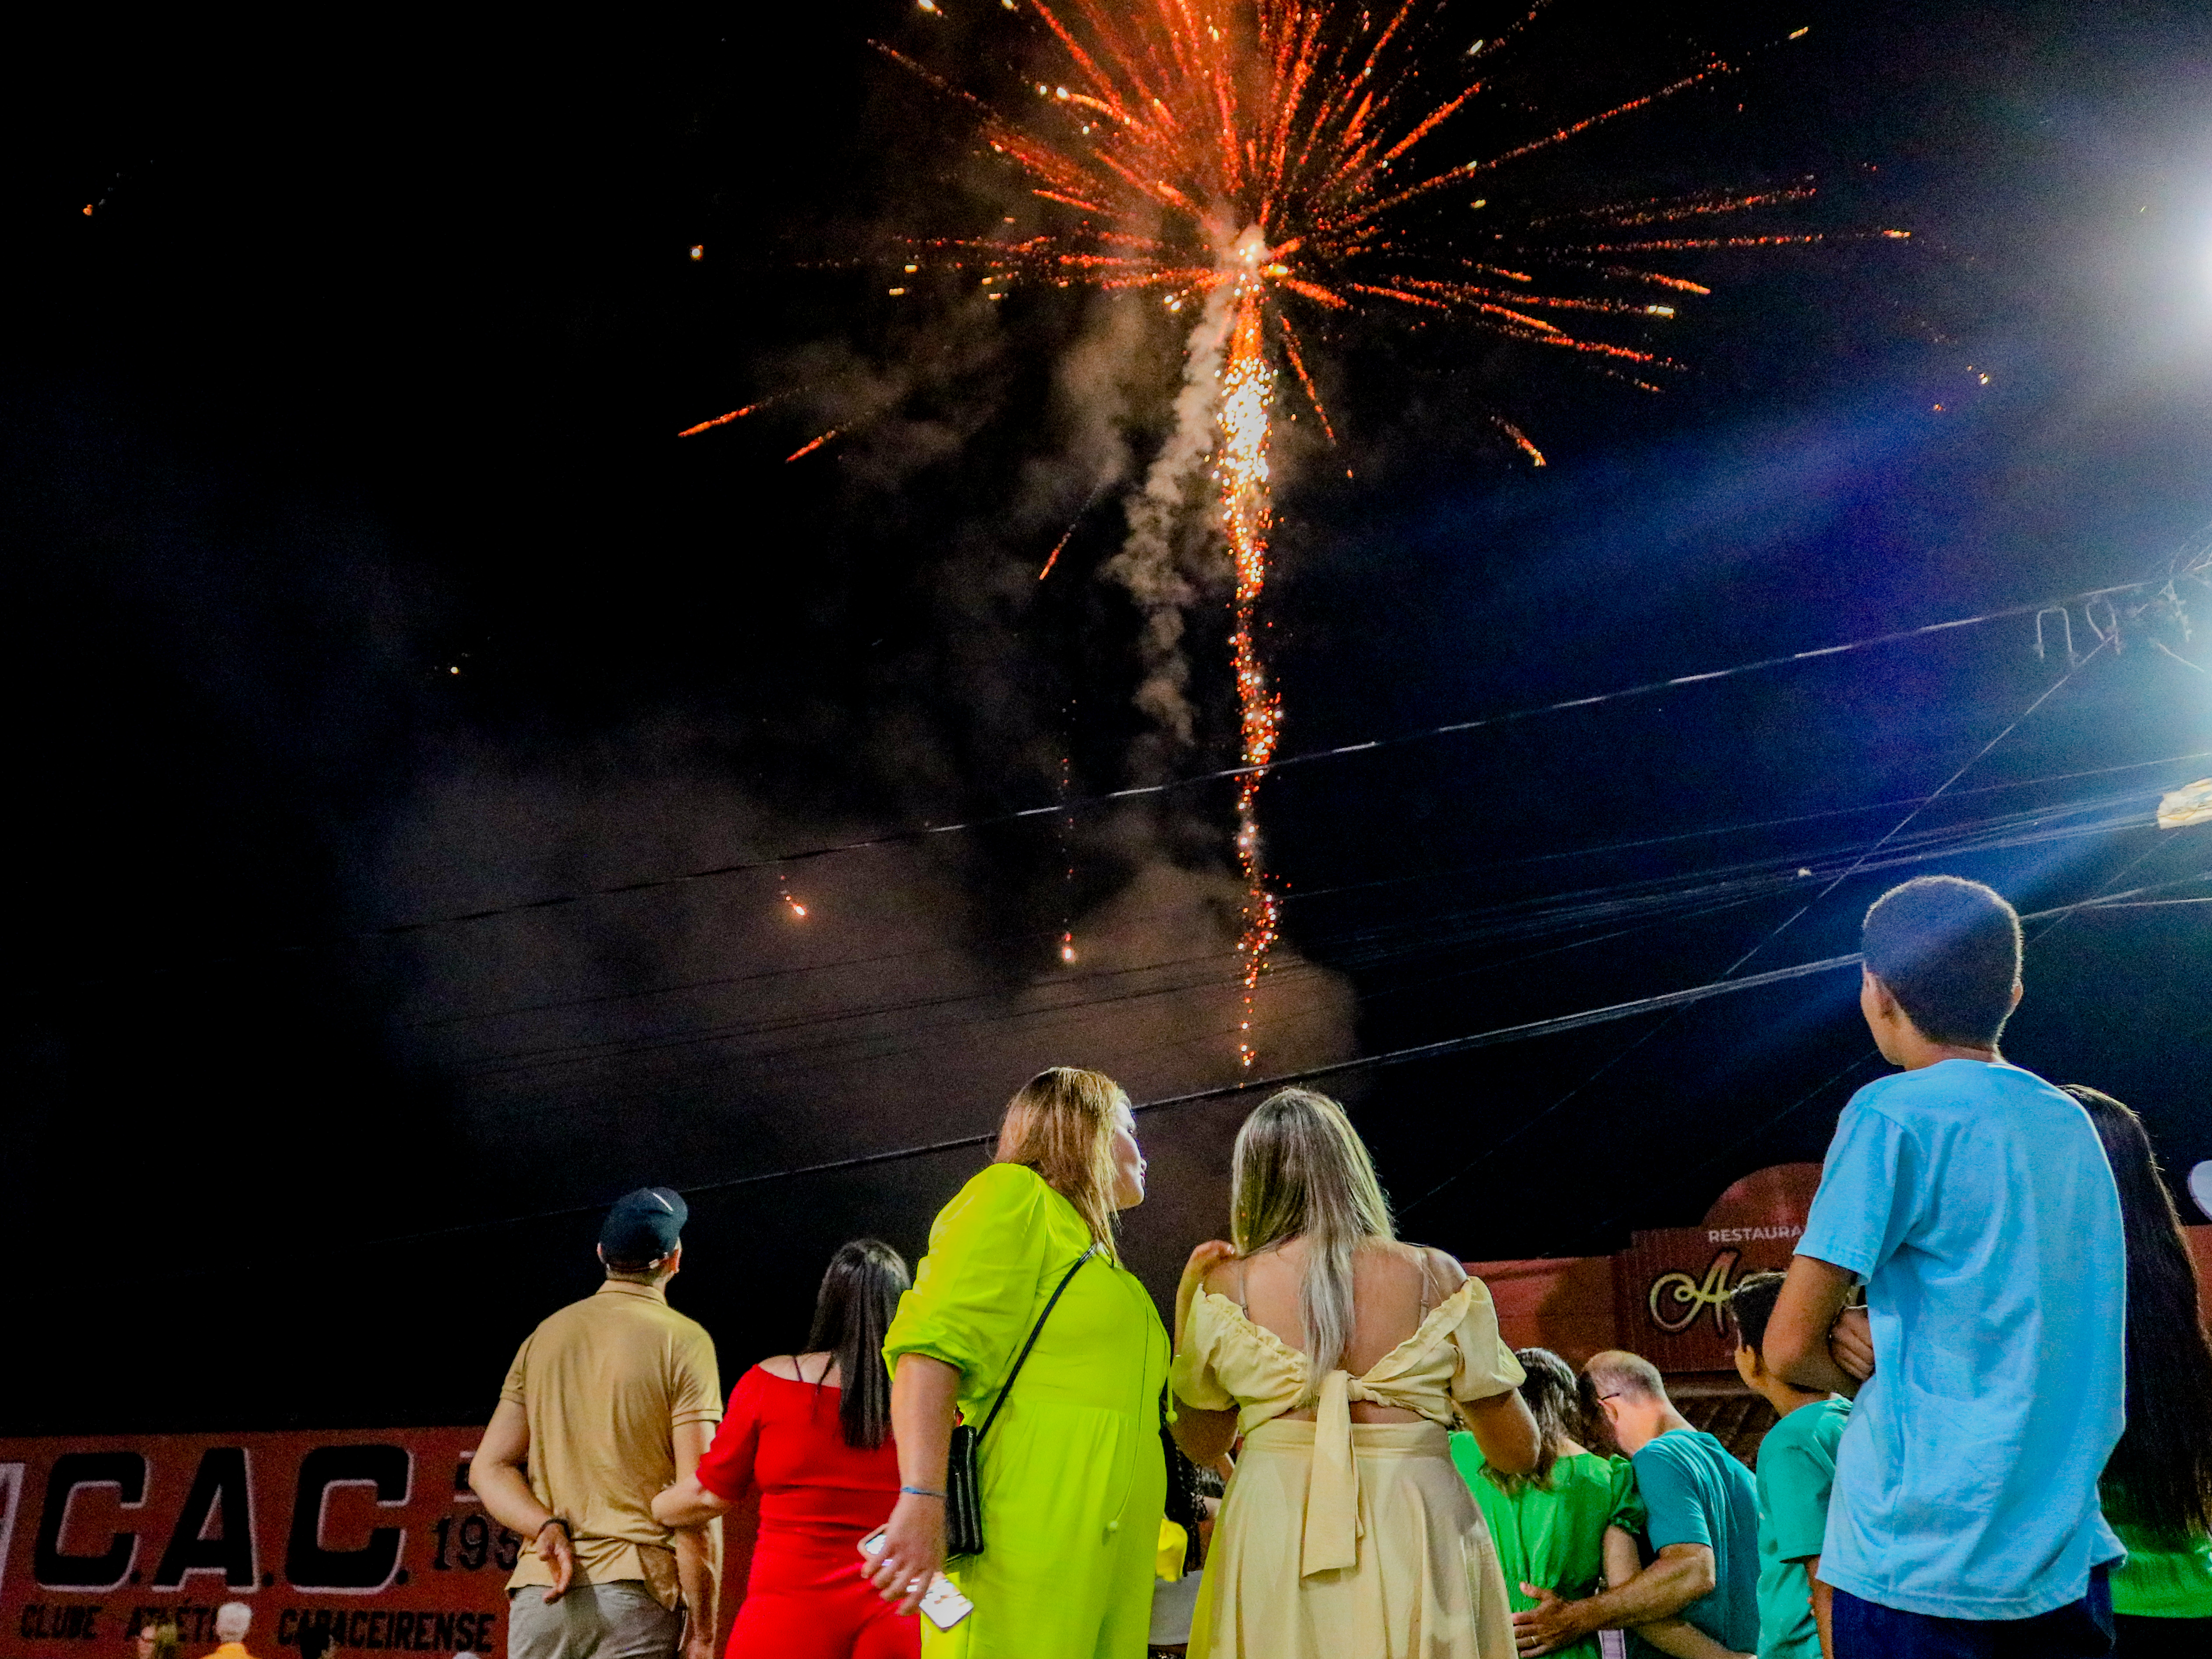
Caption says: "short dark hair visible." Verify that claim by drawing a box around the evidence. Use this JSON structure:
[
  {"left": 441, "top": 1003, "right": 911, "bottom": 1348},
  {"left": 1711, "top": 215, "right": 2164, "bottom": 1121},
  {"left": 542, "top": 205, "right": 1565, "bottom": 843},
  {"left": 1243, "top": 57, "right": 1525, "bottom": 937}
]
[
  {"left": 1861, "top": 876, "right": 2022, "bottom": 1047},
  {"left": 1728, "top": 1270, "right": 1787, "bottom": 1359}
]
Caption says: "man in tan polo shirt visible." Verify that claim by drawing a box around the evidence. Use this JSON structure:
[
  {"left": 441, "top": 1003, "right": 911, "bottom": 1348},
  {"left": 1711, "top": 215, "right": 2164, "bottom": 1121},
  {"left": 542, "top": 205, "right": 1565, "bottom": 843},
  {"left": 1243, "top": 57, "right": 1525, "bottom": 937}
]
[{"left": 470, "top": 1188, "right": 722, "bottom": 1659}]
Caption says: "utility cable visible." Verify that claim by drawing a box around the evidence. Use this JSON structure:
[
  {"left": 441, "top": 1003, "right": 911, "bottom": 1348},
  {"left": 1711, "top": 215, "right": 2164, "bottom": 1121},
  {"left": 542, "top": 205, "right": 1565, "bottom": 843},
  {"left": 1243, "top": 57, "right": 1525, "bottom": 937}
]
[
  {"left": 197, "top": 875, "right": 2199, "bottom": 1271},
  {"left": 102, "top": 570, "right": 2184, "bottom": 973},
  {"left": 1398, "top": 626, "right": 2124, "bottom": 1220},
  {"left": 1559, "top": 847, "right": 2212, "bottom": 1253},
  {"left": 406, "top": 746, "right": 2207, "bottom": 1033},
  {"left": 435, "top": 786, "right": 2171, "bottom": 1090}
]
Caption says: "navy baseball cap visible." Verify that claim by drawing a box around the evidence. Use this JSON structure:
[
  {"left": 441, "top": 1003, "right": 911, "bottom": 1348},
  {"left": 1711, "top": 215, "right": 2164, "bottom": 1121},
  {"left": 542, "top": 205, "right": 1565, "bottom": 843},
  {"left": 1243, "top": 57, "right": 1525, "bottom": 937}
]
[{"left": 600, "top": 1187, "right": 687, "bottom": 1263}]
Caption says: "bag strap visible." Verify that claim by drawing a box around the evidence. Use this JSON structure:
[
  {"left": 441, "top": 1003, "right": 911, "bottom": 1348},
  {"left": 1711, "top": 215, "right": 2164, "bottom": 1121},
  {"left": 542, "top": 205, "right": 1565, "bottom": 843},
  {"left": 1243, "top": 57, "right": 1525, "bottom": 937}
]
[{"left": 976, "top": 1244, "right": 1096, "bottom": 1443}]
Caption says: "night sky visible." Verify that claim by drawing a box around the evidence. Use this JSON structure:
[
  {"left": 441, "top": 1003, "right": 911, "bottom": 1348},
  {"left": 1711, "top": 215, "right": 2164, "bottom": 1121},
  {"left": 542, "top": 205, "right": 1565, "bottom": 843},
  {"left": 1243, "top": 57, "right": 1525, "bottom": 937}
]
[{"left": 4, "top": 0, "right": 2208, "bottom": 1435}]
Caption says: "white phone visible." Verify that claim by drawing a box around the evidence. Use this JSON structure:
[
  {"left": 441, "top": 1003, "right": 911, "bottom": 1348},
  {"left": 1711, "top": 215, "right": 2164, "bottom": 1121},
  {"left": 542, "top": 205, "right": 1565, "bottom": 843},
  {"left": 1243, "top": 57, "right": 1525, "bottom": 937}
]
[{"left": 856, "top": 1527, "right": 975, "bottom": 1631}]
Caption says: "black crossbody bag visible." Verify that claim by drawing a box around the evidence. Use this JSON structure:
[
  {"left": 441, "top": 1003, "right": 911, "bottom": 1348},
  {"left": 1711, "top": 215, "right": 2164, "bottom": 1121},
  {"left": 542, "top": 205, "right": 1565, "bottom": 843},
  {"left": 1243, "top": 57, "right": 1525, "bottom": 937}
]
[{"left": 945, "top": 1243, "right": 1097, "bottom": 1559}]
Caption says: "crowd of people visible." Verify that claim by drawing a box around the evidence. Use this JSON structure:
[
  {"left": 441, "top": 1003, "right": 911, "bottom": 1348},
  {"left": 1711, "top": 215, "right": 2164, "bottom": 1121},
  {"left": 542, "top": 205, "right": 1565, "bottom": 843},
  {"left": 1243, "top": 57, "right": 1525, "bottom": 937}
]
[{"left": 464, "top": 875, "right": 2212, "bottom": 1659}]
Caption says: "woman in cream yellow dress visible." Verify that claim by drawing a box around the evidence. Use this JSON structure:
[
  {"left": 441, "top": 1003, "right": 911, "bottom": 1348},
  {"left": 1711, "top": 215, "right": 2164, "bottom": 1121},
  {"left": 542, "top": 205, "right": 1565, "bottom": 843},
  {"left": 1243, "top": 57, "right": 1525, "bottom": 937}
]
[
  {"left": 868, "top": 1067, "right": 1169, "bottom": 1659},
  {"left": 1170, "top": 1088, "right": 1540, "bottom": 1659}
]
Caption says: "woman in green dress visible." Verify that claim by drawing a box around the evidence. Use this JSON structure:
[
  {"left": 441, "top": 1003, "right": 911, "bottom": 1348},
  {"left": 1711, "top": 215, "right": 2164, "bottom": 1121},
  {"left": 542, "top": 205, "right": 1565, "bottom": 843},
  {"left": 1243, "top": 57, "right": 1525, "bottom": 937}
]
[
  {"left": 1449, "top": 1348, "right": 1651, "bottom": 1659},
  {"left": 869, "top": 1067, "right": 1170, "bottom": 1658}
]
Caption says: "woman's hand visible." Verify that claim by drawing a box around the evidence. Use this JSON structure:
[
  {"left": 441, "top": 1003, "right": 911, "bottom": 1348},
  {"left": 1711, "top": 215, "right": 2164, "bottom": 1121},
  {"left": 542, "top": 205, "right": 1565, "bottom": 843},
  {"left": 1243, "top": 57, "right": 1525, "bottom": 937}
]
[
  {"left": 866, "top": 1491, "right": 946, "bottom": 1615},
  {"left": 1829, "top": 1306, "right": 1875, "bottom": 1384},
  {"left": 1182, "top": 1238, "right": 1238, "bottom": 1283},
  {"left": 880, "top": 1352, "right": 961, "bottom": 1615},
  {"left": 1176, "top": 1239, "right": 1238, "bottom": 1343}
]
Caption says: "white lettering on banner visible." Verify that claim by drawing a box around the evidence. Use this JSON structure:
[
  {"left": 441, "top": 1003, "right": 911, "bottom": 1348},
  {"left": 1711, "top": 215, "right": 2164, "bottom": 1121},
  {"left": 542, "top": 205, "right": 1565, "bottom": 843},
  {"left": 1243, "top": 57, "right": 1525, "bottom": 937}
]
[
  {"left": 0, "top": 1465, "right": 23, "bottom": 1601},
  {"left": 1706, "top": 1226, "right": 1802, "bottom": 1245}
]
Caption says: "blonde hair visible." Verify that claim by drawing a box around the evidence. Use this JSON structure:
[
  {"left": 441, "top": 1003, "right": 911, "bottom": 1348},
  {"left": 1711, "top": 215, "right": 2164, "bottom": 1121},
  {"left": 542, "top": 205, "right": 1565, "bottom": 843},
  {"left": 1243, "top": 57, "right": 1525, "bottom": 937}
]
[
  {"left": 995, "top": 1066, "right": 1129, "bottom": 1256},
  {"left": 1230, "top": 1088, "right": 1395, "bottom": 1377}
]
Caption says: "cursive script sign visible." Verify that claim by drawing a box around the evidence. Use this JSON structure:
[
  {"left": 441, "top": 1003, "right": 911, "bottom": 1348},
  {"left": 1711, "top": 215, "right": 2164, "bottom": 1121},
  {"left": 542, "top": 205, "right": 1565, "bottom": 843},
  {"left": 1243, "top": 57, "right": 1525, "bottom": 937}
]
[{"left": 1646, "top": 1248, "right": 1744, "bottom": 1336}]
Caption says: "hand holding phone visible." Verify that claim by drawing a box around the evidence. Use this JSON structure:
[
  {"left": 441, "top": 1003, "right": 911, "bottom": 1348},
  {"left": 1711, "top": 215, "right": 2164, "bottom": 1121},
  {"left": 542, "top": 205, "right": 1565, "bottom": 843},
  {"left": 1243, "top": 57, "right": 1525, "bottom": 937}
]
[{"left": 857, "top": 1527, "right": 974, "bottom": 1630}]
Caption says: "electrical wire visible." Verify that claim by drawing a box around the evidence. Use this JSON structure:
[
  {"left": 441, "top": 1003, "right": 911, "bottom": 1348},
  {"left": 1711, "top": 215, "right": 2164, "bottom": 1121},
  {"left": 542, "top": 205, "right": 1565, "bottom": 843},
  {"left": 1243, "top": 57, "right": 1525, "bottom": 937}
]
[
  {"left": 403, "top": 746, "right": 2208, "bottom": 1033},
  {"left": 237, "top": 875, "right": 2203, "bottom": 1267},
  {"left": 108, "top": 569, "right": 2188, "bottom": 971},
  {"left": 1557, "top": 845, "right": 2212, "bottom": 1253},
  {"left": 1397, "top": 626, "right": 2126, "bottom": 1220},
  {"left": 427, "top": 780, "right": 2181, "bottom": 1092}
]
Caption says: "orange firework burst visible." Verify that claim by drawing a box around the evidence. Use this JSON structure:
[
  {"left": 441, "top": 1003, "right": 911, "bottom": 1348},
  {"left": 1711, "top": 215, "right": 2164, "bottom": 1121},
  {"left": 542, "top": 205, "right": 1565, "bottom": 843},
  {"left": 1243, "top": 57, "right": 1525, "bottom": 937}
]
[{"left": 883, "top": 1, "right": 1860, "bottom": 1061}]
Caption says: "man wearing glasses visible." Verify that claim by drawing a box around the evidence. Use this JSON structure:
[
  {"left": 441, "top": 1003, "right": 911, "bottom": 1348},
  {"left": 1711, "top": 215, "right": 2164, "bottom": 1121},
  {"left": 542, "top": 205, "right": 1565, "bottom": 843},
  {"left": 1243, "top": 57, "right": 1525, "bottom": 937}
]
[{"left": 1512, "top": 1351, "right": 1760, "bottom": 1659}]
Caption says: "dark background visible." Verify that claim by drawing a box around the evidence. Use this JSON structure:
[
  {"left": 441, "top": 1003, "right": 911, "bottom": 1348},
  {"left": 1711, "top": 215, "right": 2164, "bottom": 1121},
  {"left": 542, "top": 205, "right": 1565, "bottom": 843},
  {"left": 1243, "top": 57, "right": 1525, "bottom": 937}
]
[{"left": 3, "top": 0, "right": 2208, "bottom": 1433}]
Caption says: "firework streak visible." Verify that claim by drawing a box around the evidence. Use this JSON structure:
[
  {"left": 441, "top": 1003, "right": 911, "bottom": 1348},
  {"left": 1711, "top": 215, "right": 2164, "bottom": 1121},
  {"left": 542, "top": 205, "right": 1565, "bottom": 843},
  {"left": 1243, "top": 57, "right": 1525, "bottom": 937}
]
[{"left": 886, "top": 1, "right": 1887, "bottom": 1061}]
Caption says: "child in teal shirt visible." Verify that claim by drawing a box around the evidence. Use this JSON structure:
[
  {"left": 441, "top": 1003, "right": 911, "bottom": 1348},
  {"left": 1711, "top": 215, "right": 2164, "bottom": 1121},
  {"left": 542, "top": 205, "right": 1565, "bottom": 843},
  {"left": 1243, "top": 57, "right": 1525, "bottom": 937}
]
[{"left": 1730, "top": 1271, "right": 1848, "bottom": 1659}]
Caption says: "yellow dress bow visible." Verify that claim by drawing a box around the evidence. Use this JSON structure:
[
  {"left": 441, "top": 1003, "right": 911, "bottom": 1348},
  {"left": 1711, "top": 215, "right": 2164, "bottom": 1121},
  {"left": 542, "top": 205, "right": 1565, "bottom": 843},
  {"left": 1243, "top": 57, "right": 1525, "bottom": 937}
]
[{"left": 1299, "top": 1369, "right": 1375, "bottom": 1577}]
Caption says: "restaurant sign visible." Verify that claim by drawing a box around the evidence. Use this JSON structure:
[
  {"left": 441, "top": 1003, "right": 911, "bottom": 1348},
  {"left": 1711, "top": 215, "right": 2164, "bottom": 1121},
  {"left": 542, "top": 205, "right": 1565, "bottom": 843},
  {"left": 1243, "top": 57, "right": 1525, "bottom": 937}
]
[{"left": 1610, "top": 1163, "right": 1821, "bottom": 1372}]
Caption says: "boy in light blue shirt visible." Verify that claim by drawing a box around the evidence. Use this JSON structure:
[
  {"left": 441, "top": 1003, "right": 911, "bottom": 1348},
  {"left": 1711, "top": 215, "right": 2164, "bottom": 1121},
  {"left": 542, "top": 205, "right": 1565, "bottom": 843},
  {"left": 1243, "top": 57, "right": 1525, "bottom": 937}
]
[{"left": 1764, "top": 876, "right": 2124, "bottom": 1659}]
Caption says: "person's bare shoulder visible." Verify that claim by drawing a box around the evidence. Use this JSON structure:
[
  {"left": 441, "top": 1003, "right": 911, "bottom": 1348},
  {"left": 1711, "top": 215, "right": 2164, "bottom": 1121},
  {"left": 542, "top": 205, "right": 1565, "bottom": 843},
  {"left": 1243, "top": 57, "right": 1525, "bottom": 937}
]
[
  {"left": 1413, "top": 1243, "right": 1469, "bottom": 1293},
  {"left": 758, "top": 1354, "right": 801, "bottom": 1381}
]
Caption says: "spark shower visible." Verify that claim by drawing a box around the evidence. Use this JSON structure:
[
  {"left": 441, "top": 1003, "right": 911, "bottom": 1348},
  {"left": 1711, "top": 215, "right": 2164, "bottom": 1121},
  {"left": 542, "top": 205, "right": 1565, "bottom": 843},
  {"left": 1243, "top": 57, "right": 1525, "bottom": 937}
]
[{"left": 880, "top": 0, "right": 1889, "bottom": 1064}]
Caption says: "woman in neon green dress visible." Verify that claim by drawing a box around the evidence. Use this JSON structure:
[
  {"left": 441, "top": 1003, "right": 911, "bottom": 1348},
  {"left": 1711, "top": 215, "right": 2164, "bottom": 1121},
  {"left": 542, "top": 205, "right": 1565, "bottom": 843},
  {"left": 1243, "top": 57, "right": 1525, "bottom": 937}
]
[
  {"left": 1447, "top": 1348, "right": 1645, "bottom": 1659},
  {"left": 870, "top": 1067, "right": 1170, "bottom": 1659}
]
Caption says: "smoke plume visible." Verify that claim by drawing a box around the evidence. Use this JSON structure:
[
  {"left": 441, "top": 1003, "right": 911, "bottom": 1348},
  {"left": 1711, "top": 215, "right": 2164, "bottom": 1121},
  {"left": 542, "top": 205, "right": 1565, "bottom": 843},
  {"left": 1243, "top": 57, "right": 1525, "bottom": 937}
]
[{"left": 1101, "top": 285, "right": 1237, "bottom": 755}]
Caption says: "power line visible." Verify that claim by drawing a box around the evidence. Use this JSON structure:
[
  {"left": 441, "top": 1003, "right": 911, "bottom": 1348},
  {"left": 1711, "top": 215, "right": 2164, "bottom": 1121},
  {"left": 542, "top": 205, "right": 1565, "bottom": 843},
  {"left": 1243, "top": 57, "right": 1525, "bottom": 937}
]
[
  {"left": 432, "top": 782, "right": 2175, "bottom": 1092},
  {"left": 223, "top": 874, "right": 2201, "bottom": 1270},
  {"left": 148, "top": 570, "right": 2193, "bottom": 965},
  {"left": 405, "top": 746, "right": 2208, "bottom": 1033},
  {"left": 269, "top": 950, "right": 1870, "bottom": 1265},
  {"left": 1398, "top": 608, "right": 2137, "bottom": 1219},
  {"left": 1559, "top": 843, "right": 2212, "bottom": 1252}
]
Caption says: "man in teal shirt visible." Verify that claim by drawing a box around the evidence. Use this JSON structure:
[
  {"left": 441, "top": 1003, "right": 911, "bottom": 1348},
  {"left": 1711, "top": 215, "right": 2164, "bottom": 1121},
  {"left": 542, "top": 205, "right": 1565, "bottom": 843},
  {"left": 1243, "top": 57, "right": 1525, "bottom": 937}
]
[
  {"left": 1728, "top": 1270, "right": 1848, "bottom": 1658},
  {"left": 1513, "top": 1350, "right": 1760, "bottom": 1658}
]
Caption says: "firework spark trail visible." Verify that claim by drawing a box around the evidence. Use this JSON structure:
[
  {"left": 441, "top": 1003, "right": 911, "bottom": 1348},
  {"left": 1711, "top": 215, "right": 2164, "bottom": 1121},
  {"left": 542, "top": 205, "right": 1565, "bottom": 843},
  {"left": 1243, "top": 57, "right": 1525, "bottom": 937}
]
[
  {"left": 1220, "top": 273, "right": 1283, "bottom": 1064},
  {"left": 886, "top": 1, "right": 1857, "bottom": 1060},
  {"left": 676, "top": 389, "right": 795, "bottom": 438},
  {"left": 1491, "top": 415, "right": 1547, "bottom": 467},
  {"left": 1038, "top": 476, "right": 1113, "bottom": 580}
]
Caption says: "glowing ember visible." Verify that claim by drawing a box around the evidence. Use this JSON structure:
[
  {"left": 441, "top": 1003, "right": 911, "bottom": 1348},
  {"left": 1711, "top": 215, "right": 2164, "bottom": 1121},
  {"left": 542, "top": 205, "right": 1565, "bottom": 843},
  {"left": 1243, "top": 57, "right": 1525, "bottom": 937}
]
[
  {"left": 677, "top": 390, "right": 792, "bottom": 439},
  {"left": 1491, "top": 415, "right": 1547, "bottom": 467},
  {"left": 1038, "top": 520, "right": 1078, "bottom": 580}
]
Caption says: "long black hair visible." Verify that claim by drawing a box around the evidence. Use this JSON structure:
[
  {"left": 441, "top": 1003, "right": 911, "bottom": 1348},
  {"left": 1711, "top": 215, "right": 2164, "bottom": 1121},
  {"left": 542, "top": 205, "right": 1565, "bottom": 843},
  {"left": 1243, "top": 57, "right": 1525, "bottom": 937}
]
[
  {"left": 1485, "top": 1346, "right": 1582, "bottom": 1492},
  {"left": 806, "top": 1238, "right": 909, "bottom": 1450},
  {"left": 2066, "top": 1085, "right": 2212, "bottom": 1540}
]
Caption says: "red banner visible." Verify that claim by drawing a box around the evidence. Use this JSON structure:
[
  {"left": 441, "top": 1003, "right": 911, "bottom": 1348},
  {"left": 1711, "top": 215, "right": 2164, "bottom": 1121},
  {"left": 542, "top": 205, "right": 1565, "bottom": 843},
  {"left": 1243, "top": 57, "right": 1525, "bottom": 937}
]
[
  {"left": 0, "top": 1430, "right": 770, "bottom": 1659},
  {"left": 0, "top": 1430, "right": 516, "bottom": 1659}
]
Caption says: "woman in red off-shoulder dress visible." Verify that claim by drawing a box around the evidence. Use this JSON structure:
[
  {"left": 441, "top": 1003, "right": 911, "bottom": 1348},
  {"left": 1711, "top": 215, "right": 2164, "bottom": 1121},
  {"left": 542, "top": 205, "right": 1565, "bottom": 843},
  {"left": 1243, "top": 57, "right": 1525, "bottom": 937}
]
[{"left": 655, "top": 1239, "right": 918, "bottom": 1659}]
